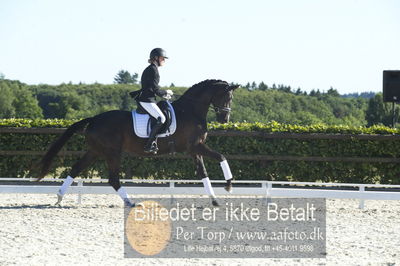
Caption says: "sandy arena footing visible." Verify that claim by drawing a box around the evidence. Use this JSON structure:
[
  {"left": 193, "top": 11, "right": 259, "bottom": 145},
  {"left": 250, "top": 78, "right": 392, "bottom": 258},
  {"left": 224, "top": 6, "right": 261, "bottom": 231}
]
[{"left": 0, "top": 194, "right": 399, "bottom": 266}]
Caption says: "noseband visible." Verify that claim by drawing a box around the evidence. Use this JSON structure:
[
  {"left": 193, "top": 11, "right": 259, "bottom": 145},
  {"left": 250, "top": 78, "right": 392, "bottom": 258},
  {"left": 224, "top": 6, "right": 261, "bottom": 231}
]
[{"left": 213, "top": 106, "right": 231, "bottom": 114}]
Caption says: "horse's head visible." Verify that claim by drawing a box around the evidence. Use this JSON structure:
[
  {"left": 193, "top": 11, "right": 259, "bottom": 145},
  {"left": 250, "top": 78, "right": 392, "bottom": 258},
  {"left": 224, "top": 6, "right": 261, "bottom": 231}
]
[
  {"left": 211, "top": 83, "right": 239, "bottom": 123},
  {"left": 175, "top": 79, "right": 239, "bottom": 123}
]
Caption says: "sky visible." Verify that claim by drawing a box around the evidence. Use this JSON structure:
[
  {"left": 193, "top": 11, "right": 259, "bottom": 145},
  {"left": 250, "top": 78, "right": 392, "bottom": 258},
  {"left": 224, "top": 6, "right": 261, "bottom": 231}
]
[{"left": 0, "top": 0, "right": 399, "bottom": 94}]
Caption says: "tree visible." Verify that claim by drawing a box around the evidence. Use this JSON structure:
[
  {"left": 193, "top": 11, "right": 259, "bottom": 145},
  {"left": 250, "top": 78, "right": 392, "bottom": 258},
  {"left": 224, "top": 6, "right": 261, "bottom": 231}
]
[
  {"left": 0, "top": 80, "right": 43, "bottom": 118},
  {"left": 251, "top": 82, "right": 257, "bottom": 90},
  {"left": 277, "top": 84, "right": 291, "bottom": 93},
  {"left": 365, "top": 93, "right": 400, "bottom": 126},
  {"left": 0, "top": 82, "right": 15, "bottom": 118},
  {"left": 114, "top": 70, "right": 138, "bottom": 84},
  {"left": 327, "top": 87, "right": 340, "bottom": 97},
  {"left": 0, "top": 72, "right": 4, "bottom": 80},
  {"left": 258, "top": 82, "right": 268, "bottom": 91},
  {"left": 12, "top": 84, "right": 43, "bottom": 118},
  {"left": 132, "top": 73, "right": 139, "bottom": 84}
]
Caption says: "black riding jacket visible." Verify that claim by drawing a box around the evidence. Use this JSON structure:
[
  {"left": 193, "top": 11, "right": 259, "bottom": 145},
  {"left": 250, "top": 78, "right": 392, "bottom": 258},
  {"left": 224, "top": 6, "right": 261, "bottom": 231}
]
[{"left": 137, "top": 63, "right": 167, "bottom": 103}]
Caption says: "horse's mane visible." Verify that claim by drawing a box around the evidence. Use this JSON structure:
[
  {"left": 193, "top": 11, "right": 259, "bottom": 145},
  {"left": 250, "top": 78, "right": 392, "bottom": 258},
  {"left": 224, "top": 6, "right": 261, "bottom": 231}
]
[{"left": 180, "top": 79, "right": 228, "bottom": 97}]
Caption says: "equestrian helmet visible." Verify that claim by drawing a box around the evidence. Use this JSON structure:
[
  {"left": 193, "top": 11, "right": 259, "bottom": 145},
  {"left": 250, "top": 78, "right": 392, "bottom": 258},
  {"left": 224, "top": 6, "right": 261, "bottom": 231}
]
[{"left": 150, "top": 48, "right": 168, "bottom": 59}]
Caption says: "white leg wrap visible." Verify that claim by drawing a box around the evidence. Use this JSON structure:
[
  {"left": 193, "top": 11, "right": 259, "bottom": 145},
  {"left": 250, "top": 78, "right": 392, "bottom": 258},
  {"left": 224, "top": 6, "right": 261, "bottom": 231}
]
[
  {"left": 220, "top": 160, "right": 233, "bottom": 180},
  {"left": 117, "top": 187, "right": 129, "bottom": 200},
  {"left": 202, "top": 177, "right": 216, "bottom": 197},
  {"left": 117, "top": 187, "right": 134, "bottom": 206},
  {"left": 58, "top": 176, "right": 74, "bottom": 196}
]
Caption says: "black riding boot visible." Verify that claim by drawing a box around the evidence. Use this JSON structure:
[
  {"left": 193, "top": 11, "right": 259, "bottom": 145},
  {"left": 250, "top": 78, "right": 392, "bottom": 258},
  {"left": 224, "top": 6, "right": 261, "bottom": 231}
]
[{"left": 144, "top": 118, "right": 163, "bottom": 154}]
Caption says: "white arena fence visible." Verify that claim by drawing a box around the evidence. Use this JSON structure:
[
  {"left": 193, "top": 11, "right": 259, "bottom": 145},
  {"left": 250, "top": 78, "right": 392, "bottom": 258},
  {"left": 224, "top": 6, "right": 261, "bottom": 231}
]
[{"left": 1, "top": 178, "right": 400, "bottom": 209}]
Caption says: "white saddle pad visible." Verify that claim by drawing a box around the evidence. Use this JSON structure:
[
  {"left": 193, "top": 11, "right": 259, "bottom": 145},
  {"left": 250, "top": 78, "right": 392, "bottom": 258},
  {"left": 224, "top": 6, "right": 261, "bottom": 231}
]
[{"left": 131, "top": 101, "right": 177, "bottom": 138}]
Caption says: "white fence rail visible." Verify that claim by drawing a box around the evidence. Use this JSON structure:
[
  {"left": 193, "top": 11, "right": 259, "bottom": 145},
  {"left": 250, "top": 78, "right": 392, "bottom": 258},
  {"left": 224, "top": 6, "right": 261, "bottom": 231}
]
[{"left": 1, "top": 178, "right": 400, "bottom": 208}]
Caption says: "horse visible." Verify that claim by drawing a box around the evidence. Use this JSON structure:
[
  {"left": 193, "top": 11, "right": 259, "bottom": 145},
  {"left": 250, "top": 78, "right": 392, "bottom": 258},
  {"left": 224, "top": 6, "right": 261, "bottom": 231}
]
[{"left": 34, "top": 79, "right": 239, "bottom": 207}]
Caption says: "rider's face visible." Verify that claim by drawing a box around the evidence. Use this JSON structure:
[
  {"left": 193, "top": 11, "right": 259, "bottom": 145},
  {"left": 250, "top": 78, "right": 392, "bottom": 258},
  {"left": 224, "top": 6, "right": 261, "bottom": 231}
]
[{"left": 157, "top": 56, "right": 166, "bottom": 66}]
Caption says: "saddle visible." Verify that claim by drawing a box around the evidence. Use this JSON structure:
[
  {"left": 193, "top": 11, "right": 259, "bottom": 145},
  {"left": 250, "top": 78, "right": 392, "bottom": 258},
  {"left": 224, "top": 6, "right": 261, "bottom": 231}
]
[{"left": 132, "top": 101, "right": 177, "bottom": 138}]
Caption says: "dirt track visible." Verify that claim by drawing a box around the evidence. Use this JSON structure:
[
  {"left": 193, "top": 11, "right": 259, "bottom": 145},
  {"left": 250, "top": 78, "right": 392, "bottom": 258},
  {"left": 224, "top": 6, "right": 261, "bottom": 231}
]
[{"left": 0, "top": 194, "right": 399, "bottom": 265}]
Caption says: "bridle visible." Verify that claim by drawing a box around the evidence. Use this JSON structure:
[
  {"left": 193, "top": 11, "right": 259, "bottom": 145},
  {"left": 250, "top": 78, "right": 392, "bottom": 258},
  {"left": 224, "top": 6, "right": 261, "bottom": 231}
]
[{"left": 213, "top": 105, "right": 231, "bottom": 115}]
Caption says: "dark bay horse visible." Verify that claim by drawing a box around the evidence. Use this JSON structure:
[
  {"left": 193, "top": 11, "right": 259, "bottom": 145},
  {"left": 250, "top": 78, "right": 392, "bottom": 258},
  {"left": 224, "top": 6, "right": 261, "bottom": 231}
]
[{"left": 35, "top": 79, "right": 239, "bottom": 207}]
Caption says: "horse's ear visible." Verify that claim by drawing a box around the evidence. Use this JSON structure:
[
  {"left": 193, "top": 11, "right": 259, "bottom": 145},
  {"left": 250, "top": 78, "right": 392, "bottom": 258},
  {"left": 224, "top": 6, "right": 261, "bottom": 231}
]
[{"left": 228, "top": 85, "right": 240, "bottom": 91}]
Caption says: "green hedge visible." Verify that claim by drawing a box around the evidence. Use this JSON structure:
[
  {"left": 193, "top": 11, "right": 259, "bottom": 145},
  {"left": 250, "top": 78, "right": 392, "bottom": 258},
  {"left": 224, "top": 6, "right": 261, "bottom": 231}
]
[{"left": 1, "top": 119, "right": 400, "bottom": 184}]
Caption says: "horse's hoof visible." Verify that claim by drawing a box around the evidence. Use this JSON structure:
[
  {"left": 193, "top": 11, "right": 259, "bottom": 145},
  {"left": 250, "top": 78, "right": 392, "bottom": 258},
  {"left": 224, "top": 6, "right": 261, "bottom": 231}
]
[
  {"left": 124, "top": 199, "right": 136, "bottom": 208},
  {"left": 211, "top": 198, "right": 220, "bottom": 207},
  {"left": 224, "top": 184, "right": 233, "bottom": 193},
  {"left": 55, "top": 194, "right": 63, "bottom": 205},
  {"left": 144, "top": 150, "right": 158, "bottom": 155}
]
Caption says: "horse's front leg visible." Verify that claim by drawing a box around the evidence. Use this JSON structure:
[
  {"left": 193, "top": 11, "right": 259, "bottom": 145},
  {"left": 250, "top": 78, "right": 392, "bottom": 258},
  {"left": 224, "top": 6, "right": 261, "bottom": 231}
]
[
  {"left": 192, "top": 143, "right": 233, "bottom": 193},
  {"left": 193, "top": 155, "right": 219, "bottom": 206}
]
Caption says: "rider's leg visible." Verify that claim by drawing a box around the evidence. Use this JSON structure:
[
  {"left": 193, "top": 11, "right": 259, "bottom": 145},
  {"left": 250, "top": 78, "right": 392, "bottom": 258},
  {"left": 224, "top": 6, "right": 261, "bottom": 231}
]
[
  {"left": 138, "top": 102, "right": 166, "bottom": 124},
  {"left": 138, "top": 102, "right": 166, "bottom": 154}
]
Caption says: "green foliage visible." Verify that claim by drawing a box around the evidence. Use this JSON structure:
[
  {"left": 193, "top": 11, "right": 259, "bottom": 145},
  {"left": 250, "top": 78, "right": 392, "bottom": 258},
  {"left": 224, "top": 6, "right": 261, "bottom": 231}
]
[
  {"left": 1, "top": 120, "right": 399, "bottom": 184},
  {"left": 0, "top": 80, "right": 43, "bottom": 119},
  {"left": 229, "top": 88, "right": 368, "bottom": 126},
  {"left": 208, "top": 121, "right": 400, "bottom": 134},
  {"left": 114, "top": 70, "right": 138, "bottom": 84},
  {"left": 0, "top": 79, "right": 374, "bottom": 127},
  {"left": 30, "top": 83, "right": 140, "bottom": 119},
  {"left": 365, "top": 93, "right": 400, "bottom": 127}
]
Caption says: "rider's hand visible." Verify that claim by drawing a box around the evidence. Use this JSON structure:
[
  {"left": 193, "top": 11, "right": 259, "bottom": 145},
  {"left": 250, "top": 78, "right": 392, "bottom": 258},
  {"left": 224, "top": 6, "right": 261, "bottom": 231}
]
[
  {"left": 166, "top": 89, "right": 173, "bottom": 96},
  {"left": 163, "top": 94, "right": 172, "bottom": 100}
]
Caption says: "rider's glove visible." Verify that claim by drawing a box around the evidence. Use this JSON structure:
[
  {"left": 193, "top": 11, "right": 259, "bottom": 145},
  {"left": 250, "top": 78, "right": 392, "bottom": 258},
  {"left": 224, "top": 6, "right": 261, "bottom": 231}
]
[{"left": 163, "top": 89, "right": 173, "bottom": 100}]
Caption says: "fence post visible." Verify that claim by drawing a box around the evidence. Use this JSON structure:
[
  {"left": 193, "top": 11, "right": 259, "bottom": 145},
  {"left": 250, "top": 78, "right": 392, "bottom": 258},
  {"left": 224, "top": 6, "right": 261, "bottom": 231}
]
[
  {"left": 170, "top": 181, "right": 175, "bottom": 204},
  {"left": 77, "top": 180, "right": 83, "bottom": 204},
  {"left": 358, "top": 185, "right": 365, "bottom": 209},
  {"left": 264, "top": 181, "right": 272, "bottom": 204}
]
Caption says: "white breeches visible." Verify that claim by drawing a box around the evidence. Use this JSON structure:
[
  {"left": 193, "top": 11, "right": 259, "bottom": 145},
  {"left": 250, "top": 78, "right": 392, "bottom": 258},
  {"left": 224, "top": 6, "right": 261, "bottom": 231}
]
[{"left": 139, "top": 102, "right": 166, "bottom": 124}]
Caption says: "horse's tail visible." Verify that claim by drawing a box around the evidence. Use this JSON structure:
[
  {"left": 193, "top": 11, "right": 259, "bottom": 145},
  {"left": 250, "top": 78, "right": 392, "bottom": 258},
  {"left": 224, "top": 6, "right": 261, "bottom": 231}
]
[{"left": 35, "top": 118, "right": 93, "bottom": 181}]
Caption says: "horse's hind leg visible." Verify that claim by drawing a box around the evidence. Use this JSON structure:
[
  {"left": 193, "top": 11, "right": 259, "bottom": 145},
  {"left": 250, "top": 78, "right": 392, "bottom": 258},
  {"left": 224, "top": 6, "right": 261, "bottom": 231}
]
[
  {"left": 56, "top": 151, "right": 97, "bottom": 205},
  {"left": 105, "top": 152, "right": 135, "bottom": 207}
]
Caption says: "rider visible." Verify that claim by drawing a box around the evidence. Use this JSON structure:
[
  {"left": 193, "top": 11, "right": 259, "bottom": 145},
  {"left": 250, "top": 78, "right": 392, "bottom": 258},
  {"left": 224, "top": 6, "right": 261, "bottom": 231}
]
[{"left": 136, "top": 48, "right": 173, "bottom": 154}]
